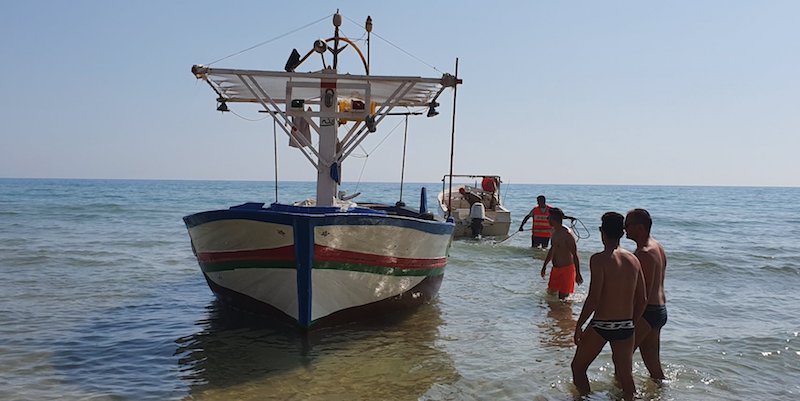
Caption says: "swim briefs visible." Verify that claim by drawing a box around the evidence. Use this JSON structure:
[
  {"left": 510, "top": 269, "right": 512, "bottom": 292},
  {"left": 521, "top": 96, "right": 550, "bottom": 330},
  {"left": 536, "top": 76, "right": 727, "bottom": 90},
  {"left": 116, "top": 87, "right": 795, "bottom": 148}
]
[
  {"left": 642, "top": 304, "right": 668, "bottom": 330},
  {"left": 547, "top": 263, "right": 576, "bottom": 294},
  {"left": 590, "top": 319, "right": 635, "bottom": 342}
]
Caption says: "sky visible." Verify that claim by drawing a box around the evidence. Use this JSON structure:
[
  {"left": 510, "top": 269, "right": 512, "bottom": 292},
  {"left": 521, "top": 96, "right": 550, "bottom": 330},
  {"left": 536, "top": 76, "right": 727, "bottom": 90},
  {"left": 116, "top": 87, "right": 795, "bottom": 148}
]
[{"left": 1, "top": 1, "right": 798, "bottom": 187}]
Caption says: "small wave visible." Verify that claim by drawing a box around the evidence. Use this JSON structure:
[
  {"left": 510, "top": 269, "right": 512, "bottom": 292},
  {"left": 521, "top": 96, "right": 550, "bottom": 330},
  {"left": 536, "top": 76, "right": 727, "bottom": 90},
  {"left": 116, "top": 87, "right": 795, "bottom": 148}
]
[
  {"left": 52, "top": 202, "right": 129, "bottom": 213},
  {"left": 760, "top": 264, "right": 800, "bottom": 275}
]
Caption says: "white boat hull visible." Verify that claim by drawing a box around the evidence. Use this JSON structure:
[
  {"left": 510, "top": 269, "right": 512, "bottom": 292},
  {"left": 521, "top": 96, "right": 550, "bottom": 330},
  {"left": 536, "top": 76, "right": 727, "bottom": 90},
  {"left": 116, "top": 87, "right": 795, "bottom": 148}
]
[
  {"left": 438, "top": 186, "right": 511, "bottom": 238},
  {"left": 185, "top": 202, "right": 453, "bottom": 329}
]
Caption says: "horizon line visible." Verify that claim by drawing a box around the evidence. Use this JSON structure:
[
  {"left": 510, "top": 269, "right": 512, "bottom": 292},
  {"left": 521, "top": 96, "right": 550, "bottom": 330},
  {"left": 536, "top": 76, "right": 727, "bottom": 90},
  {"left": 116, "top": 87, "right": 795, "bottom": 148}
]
[{"left": 1, "top": 176, "right": 797, "bottom": 189}]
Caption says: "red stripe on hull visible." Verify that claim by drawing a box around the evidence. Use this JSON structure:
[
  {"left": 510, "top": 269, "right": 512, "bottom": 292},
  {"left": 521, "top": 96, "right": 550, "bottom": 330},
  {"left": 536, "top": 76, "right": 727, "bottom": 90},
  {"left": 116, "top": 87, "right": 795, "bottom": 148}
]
[
  {"left": 195, "top": 245, "right": 446, "bottom": 269},
  {"left": 314, "top": 245, "right": 447, "bottom": 269},
  {"left": 196, "top": 246, "right": 295, "bottom": 263}
]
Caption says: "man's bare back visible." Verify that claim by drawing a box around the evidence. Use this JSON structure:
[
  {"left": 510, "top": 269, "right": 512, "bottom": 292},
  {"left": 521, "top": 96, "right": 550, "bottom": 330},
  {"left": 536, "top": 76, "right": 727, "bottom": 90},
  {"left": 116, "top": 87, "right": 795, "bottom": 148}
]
[
  {"left": 590, "top": 248, "right": 646, "bottom": 321},
  {"left": 550, "top": 226, "right": 576, "bottom": 268},
  {"left": 635, "top": 238, "right": 667, "bottom": 305}
]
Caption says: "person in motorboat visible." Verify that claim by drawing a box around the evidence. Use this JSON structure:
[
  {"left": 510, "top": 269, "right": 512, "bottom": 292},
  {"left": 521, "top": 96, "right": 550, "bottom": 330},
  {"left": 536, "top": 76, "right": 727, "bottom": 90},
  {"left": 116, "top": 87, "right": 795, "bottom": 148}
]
[{"left": 481, "top": 176, "right": 499, "bottom": 208}]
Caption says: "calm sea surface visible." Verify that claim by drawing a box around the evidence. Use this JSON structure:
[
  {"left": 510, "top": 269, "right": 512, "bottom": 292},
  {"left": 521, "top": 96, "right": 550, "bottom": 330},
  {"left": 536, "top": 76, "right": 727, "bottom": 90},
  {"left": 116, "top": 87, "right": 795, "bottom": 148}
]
[{"left": 1, "top": 179, "right": 798, "bottom": 400}]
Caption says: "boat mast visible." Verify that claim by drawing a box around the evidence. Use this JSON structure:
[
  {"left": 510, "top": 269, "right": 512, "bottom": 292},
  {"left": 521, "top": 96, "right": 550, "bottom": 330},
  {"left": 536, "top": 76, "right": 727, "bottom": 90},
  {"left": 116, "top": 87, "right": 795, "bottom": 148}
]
[
  {"left": 446, "top": 58, "right": 459, "bottom": 218},
  {"left": 316, "top": 12, "right": 344, "bottom": 207}
]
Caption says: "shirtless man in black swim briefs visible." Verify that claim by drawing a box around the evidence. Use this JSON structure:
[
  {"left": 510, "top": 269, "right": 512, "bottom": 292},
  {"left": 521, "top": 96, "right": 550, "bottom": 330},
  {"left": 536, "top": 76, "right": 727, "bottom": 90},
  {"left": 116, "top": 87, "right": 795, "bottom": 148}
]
[
  {"left": 572, "top": 212, "right": 647, "bottom": 401},
  {"left": 626, "top": 208, "right": 668, "bottom": 383}
]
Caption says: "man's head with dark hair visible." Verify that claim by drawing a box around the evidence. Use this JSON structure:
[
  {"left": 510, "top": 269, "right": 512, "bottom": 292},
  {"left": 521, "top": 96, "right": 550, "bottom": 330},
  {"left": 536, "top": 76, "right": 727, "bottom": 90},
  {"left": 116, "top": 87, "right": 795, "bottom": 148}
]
[
  {"left": 625, "top": 208, "right": 652, "bottom": 233},
  {"left": 537, "top": 195, "right": 546, "bottom": 207},
  {"left": 549, "top": 207, "right": 564, "bottom": 226},
  {"left": 600, "top": 212, "right": 625, "bottom": 240}
]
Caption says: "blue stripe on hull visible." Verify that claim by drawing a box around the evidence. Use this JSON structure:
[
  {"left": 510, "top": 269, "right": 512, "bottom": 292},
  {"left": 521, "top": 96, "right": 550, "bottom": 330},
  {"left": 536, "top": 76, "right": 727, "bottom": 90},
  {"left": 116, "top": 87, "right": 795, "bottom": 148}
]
[{"left": 183, "top": 203, "right": 454, "bottom": 235}]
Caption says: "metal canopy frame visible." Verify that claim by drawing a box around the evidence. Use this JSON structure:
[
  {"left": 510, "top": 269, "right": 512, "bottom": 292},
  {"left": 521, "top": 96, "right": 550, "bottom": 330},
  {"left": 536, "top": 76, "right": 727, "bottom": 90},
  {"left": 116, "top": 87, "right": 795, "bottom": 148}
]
[
  {"left": 193, "top": 64, "right": 454, "bottom": 171},
  {"left": 192, "top": 63, "right": 460, "bottom": 206}
]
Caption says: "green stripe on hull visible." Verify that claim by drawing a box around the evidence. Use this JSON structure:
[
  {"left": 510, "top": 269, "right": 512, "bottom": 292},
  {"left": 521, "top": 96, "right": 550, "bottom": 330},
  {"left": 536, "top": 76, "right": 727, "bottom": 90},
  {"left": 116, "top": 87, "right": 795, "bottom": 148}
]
[
  {"left": 313, "top": 261, "right": 444, "bottom": 276},
  {"left": 199, "top": 260, "right": 296, "bottom": 272},
  {"left": 199, "top": 260, "right": 443, "bottom": 276}
]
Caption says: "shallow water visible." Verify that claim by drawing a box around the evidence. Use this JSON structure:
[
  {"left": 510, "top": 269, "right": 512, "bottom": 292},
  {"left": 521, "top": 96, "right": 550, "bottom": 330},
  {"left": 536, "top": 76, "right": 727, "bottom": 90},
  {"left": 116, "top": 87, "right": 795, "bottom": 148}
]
[{"left": 1, "top": 179, "right": 799, "bottom": 400}]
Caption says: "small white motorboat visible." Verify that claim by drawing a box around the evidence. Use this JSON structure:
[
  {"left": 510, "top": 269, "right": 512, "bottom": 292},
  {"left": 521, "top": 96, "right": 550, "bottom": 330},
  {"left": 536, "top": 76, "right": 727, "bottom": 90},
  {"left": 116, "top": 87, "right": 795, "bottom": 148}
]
[{"left": 438, "top": 175, "right": 512, "bottom": 238}]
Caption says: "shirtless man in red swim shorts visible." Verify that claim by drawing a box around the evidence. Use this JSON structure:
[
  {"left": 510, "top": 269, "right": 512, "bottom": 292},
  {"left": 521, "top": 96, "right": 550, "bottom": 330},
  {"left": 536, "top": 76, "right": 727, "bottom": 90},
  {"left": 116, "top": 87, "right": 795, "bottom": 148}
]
[{"left": 540, "top": 207, "right": 583, "bottom": 299}]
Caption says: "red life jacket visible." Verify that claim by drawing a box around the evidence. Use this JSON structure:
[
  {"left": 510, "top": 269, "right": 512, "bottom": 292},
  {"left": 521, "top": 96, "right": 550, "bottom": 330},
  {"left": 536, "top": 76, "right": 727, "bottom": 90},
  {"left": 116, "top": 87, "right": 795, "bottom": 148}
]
[
  {"left": 481, "top": 177, "right": 497, "bottom": 192},
  {"left": 532, "top": 206, "right": 552, "bottom": 238}
]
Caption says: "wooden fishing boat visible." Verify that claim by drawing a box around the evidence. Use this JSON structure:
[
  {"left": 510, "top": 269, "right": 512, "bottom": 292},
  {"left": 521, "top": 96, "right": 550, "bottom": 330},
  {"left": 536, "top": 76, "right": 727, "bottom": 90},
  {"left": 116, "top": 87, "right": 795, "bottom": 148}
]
[{"left": 184, "top": 12, "right": 461, "bottom": 329}]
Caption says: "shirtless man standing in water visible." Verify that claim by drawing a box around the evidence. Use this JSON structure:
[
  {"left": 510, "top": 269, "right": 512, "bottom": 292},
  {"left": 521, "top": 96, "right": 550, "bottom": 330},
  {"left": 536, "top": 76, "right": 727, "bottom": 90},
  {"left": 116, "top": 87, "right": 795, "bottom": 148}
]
[
  {"left": 540, "top": 208, "right": 582, "bottom": 299},
  {"left": 625, "top": 208, "right": 668, "bottom": 383},
  {"left": 572, "top": 212, "right": 647, "bottom": 400}
]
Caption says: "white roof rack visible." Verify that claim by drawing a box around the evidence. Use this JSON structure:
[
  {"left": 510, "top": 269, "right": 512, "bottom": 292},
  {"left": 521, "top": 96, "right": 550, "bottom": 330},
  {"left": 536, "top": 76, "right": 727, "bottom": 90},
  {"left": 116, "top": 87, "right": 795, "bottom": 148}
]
[{"left": 192, "top": 66, "right": 456, "bottom": 106}]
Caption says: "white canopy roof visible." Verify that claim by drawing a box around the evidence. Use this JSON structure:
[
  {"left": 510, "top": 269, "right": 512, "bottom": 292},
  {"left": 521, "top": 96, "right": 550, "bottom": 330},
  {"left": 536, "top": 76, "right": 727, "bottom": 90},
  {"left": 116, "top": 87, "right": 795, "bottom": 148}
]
[{"left": 192, "top": 65, "right": 457, "bottom": 107}]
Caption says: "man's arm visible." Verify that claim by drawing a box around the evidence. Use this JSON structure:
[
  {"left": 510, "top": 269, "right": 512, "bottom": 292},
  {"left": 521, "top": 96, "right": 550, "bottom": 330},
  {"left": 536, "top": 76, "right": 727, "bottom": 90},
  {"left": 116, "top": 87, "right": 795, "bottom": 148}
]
[
  {"left": 632, "top": 258, "right": 647, "bottom": 319},
  {"left": 569, "top": 235, "right": 583, "bottom": 285},
  {"left": 519, "top": 211, "right": 533, "bottom": 231},
  {"left": 575, "top": 255, "right": 603, "bottom": 344},
  {"left": 541, "top": 246, "right": 553, "bottom": 278},
  {"left": 635, "top": 250, "right": 656, "bottom": 299}
]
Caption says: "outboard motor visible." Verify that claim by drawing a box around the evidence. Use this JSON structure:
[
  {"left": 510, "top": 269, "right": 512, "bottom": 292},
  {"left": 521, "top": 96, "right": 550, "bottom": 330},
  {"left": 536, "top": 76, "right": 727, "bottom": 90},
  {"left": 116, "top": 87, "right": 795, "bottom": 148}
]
[{"left": 469, "top": 202, "right": 486, "bottom": 238}]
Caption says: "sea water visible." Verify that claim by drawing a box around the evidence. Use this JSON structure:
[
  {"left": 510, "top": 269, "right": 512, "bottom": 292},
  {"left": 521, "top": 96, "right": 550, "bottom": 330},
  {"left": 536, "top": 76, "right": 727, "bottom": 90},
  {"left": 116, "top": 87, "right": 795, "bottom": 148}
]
[{"left": 0, "top": 179, "right": 798, "bottom": 400}]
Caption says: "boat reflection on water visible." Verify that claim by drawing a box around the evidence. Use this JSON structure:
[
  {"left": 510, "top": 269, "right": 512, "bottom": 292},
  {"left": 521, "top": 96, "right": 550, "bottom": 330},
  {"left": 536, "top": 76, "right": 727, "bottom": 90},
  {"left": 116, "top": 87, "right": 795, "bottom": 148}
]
[{"left": 175, "top": 300, "right": 458, "bottom": 400}]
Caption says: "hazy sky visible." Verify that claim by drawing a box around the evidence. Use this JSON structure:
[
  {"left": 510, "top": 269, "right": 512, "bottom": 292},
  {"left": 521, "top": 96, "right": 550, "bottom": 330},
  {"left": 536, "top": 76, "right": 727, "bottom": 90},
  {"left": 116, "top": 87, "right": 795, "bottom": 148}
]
[{"left": 1, "top": 1, "right": 798, "bottom": 186}]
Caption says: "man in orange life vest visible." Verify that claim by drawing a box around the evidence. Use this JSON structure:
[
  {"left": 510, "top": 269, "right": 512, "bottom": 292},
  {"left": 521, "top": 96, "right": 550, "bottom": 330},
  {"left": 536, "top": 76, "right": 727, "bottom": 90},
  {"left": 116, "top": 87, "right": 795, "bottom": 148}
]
[
  {"left": 481, "top": 176, "right": 499, "bottom": 208},
  {"left": 518, "top": 195, "right": 553, "bottom": 248}
]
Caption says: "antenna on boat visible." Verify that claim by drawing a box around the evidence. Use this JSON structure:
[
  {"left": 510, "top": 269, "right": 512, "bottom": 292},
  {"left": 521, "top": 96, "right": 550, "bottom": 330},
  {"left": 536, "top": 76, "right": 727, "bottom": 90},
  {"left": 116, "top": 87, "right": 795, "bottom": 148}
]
[
  {"left": 365, "top": 16, "right": 372, "bottom": 75},
  {"left": 332, "top": 11, "right": 342, "bottom": 69},
  {"left": 397, "top": 115, "right": 409, "bottom": 206},
  {"left": 273, "top": 119, "right": 279, "bottom": 203},
  {"left": 446, "top": 58, "right": 460, "bottom": 219}
]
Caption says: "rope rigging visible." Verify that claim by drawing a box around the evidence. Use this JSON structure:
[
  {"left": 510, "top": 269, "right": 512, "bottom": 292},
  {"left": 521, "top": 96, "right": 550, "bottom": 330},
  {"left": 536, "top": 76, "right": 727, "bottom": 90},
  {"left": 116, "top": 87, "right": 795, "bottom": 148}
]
[
  {"left": 205, "top": 12, "right": 443, "bottom": 76},
  {"left": 342, "top": 14, "right": 443, "bottom": 74},
  {"left": 347, "top": 112, "right": 414, "bottom": 194},
  {"left": 229, "top": 110, "right": 270, "bottom": 122},
  {"left": 207, "top": 13, "right": 334, "bottom": 66}
]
